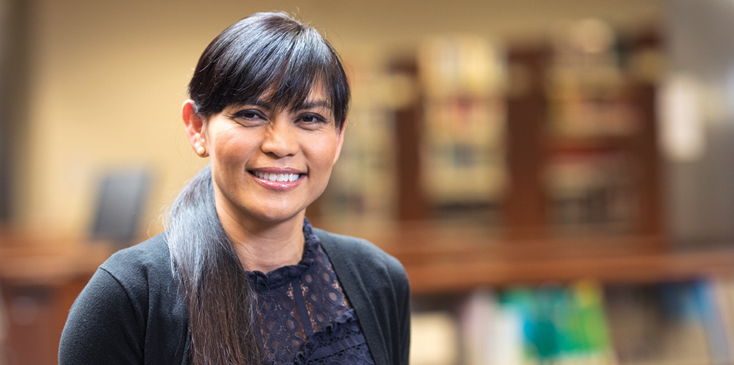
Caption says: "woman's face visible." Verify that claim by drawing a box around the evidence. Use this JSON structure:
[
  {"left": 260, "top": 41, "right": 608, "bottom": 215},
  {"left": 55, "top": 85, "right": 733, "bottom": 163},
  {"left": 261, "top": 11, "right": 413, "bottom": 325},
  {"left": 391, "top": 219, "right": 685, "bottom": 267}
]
[{"left": 185, "top": 85, "right": 345, "bottom": 227}]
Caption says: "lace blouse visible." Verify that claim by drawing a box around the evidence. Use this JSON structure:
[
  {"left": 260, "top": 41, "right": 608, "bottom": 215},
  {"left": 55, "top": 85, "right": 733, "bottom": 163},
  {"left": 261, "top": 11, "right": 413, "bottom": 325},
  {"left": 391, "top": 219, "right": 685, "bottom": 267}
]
[{"left": 247, "top": 220, "right": 375, "bottom": 364}]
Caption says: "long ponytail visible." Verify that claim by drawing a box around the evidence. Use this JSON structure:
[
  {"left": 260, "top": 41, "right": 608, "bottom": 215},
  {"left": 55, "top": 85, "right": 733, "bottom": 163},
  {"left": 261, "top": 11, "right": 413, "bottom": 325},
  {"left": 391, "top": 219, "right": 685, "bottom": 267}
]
[{"left": 165, "top": 165, "right": 264, "bottom": 364}]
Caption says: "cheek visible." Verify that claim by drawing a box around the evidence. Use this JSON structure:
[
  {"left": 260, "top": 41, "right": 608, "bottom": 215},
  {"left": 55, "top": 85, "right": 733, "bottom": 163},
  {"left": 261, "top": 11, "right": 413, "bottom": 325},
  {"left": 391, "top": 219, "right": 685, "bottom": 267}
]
[
  {"left": 310, "top": 137, "right": 339, "bottom": 166},
  {"left": 209, "top": 136, "right": 256, "bottom": 200},
  {"left": 305, "top": 139, "right": 340, "bottom": 189},
  {"left": 210, "top": 134, "right": 257, "bottom": 168}
]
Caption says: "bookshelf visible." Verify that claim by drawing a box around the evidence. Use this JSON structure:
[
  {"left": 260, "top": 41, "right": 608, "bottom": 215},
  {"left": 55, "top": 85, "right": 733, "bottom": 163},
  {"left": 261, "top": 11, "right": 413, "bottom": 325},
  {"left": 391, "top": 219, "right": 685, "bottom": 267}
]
[
  {"left": 319, "top": 31, "right": 667, "bottom": 236},
  {"left": 319, "top": 30, "right": 665, "bottom": 235}
]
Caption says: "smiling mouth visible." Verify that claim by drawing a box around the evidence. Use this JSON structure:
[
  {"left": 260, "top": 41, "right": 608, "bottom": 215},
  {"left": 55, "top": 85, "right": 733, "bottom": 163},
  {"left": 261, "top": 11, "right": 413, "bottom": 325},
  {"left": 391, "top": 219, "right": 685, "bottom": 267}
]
[{"left": 251, "top": 171, "right": 302, "bottom": 182}]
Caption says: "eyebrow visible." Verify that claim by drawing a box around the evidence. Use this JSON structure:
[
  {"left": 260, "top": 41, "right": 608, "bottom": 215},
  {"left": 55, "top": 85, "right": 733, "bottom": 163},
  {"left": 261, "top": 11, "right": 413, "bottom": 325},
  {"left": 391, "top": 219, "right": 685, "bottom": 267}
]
[
  {"left": 296, "top": 99, "right": 332, "bottom": 111},
  {"left": 235, "top": 97, "right": 332, "bottom": 113},
  {"left": 247, "top": 99, "right": 274, "bottom": 110}
]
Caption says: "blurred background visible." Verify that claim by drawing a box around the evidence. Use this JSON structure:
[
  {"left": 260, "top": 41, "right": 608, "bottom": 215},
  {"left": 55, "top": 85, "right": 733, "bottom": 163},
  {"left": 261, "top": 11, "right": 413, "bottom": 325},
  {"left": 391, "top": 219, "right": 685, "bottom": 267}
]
[{"left": 1, "top": 0, "right": 734, "bottom": 364}]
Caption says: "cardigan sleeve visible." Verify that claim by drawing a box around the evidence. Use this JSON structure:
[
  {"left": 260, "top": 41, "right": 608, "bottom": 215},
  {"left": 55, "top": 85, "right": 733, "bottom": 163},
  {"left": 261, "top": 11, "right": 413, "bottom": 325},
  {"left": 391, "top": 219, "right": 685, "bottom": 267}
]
[
  {"left": 395, "top": 259, "right": 411, "bottom": 365},
  {"left": 59, "top": 267, "right": 145, "bottom": 364},
  {"left": 383, "top": 247, "right": 411, "bottom": 365}
]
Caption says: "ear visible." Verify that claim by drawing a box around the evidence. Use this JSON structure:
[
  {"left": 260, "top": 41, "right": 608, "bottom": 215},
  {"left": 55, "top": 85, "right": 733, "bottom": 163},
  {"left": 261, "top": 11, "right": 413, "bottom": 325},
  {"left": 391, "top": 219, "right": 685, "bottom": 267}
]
[
  {"left": 182, "top": 99, "right": 208, "bottom": 157},
  {"left": 332, "top": 118, "right": 347, "bottom": 165}
]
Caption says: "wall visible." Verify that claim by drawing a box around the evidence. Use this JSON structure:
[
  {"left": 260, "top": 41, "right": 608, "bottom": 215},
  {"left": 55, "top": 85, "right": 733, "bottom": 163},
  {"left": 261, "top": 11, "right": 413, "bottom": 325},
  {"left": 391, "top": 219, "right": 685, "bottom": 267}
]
[{"left": 12, "top": 0, "right": 661, "bottom": 235}]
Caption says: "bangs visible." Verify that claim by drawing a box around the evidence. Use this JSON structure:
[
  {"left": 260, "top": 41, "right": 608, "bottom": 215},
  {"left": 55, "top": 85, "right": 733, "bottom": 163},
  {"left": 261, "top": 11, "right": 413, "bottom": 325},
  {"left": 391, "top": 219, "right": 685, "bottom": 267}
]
[{"left": 189, "top": 13, "right": 349, "bottom": 129}]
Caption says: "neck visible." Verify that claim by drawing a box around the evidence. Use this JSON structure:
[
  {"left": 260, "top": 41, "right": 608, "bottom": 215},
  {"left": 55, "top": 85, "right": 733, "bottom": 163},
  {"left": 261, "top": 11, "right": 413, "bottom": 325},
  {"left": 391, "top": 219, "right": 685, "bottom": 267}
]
[{"left": 216, "top": 206, "right": 306, "bottom": 274}]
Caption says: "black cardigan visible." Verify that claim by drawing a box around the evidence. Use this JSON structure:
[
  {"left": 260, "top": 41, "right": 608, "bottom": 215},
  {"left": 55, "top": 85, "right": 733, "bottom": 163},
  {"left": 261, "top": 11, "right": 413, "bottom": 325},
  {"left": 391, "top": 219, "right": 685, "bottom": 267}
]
[{"left": 59, "top": 229, "right": 410, "bottom": 364}]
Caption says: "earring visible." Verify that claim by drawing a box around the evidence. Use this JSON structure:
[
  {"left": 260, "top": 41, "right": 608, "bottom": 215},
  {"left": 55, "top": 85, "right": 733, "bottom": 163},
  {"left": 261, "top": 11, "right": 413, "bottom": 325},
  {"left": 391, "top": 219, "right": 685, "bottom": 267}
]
[{"left": 196, "top": 145, "right": 206, "bottom": 156}]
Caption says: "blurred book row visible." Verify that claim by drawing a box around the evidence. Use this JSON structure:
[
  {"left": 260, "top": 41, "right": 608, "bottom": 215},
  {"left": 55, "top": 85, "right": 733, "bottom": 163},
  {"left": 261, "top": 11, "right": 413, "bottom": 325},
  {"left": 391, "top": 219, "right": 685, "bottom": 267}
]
[
  {"left": 411, "top": 276, "right": 734, "bottom": 365},
  {"left": 320, "top": 19, "right": 660, "bottom": 237}
]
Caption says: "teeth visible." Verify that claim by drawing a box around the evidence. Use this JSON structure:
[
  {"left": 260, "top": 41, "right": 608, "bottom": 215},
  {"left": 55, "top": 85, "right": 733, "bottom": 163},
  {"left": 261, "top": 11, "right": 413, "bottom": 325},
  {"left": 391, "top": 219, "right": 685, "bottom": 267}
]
[{"left": 255, "top": 171, "right": 300, "bottom": 182}]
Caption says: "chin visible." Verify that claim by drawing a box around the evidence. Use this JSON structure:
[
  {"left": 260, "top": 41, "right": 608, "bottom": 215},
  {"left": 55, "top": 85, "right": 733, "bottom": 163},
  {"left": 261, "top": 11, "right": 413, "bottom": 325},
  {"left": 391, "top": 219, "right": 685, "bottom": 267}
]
[
  {"left": 248, "top": 206, "right": 306, "bottom": 226},
  {"left": 250, "top": 195, "right": 320, "bottom": 223}
]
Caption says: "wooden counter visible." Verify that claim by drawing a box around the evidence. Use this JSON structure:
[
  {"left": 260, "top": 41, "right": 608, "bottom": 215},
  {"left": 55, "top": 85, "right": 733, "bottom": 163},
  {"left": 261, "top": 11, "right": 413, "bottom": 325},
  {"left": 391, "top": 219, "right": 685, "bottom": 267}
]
[
  {"left": 321, "top": 221, "right": 734, "bottom": 294},
  {"left": 0, "top": 231, "right": 116, "bottom": 365}
]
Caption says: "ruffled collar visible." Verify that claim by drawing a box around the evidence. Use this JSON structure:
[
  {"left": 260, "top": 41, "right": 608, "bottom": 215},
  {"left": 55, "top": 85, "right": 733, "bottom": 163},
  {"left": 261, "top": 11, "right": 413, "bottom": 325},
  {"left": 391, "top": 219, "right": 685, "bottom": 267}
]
[
  {"left": 246, "top": 218, "right": 321, "bottom": 292},
  {"left": 291, "top": 308, "right": 360, "bottom": 365}
]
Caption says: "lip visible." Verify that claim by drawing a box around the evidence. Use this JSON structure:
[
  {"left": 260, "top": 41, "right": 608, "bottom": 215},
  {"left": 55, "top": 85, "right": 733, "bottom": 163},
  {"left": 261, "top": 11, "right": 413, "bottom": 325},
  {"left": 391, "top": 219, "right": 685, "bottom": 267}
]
[{"left": 248, "top": 167, "right": 305, "bottom": 191}]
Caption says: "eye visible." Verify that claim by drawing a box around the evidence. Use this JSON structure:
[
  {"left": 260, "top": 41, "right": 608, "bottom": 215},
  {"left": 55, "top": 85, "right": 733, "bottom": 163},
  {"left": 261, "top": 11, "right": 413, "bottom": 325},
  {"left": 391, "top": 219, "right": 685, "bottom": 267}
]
[
  {"left": 231, "top": 109, "right": 267, "bottom": 126},
  {"left": 297, "top": 113, "right": 328, "bottom": 125},
  {"left": 241, "top": 111, "right": 260, "bottom": 119},
  {"left": 237, "top": 109, "right": 264, "bottom": 120}
]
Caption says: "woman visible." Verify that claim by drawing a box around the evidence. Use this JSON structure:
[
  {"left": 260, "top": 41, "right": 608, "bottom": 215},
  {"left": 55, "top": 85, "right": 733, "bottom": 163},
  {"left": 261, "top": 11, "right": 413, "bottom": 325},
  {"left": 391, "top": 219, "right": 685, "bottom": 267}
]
[{"left": 59, "top": 12, "right": 410, "bottom": 365}]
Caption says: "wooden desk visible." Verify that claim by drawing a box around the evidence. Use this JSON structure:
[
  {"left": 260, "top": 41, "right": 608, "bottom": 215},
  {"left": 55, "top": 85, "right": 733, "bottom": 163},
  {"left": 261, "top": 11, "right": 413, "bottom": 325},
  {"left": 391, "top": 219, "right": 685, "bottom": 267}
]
[{"left": 0, "top": 232, "right": 115, "bottom": 365}]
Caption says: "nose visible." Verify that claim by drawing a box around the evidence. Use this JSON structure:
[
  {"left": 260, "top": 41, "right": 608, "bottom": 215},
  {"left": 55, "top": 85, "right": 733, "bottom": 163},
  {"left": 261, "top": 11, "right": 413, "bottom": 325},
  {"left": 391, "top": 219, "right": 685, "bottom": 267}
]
[{"left": 260, "top": 116, "right": 299, "bottom": 158}]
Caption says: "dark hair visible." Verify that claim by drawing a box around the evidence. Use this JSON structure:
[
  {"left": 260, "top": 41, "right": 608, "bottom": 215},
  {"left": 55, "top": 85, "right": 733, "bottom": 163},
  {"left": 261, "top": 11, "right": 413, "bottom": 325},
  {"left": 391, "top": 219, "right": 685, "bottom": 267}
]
[
  {"left": 166, "top": 166, "right": 262, "bottom": 364},
  {"left": 188, "top": 11, "right": 350, "bottom": 130},
  {"left": 167, "top": 12, "right": 350, "bottom": 365}
]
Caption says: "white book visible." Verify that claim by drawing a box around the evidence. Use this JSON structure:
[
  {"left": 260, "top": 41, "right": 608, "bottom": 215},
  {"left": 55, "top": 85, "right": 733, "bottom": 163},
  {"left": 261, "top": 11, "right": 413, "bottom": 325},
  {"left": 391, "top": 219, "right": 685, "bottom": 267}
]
[
  {"left": 410, "top": 311, "right": 458, "bottom": 365},
  {"left": 488, "top": 304, "right": 524, "bottom": 365},
  {"left": 459, "top": 289, "right": 496, "bottom": 365}
]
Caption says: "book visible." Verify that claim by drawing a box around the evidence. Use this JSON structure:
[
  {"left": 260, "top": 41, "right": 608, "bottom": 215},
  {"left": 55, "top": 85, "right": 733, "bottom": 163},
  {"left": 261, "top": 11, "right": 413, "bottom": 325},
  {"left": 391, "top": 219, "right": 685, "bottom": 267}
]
[
  {"left": 410, "top": 311, "right": 458, "bottom": 365},
  {"left": 417, "top": 35, "right": 507, "bottom": 217},
  {"left": 693, "top": 278, "right": 734, "bottom": 364}
]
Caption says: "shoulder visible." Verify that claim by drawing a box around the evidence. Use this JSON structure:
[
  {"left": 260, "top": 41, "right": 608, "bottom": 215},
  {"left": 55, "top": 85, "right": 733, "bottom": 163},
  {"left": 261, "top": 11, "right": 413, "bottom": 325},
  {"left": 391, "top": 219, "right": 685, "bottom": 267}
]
[
  {"left": 100, "top": 233, "right": 173, "bottom": 288},
  {"left": 313, "top": 228, "right": 408, "bottom": 287},
  {"left": 92, "top": 233, "right": 177, "bottom": 320},
  {"left": 60, "top": 233, "right": 187, "bottom": 364},
  {"left": 102, "top": 233, "right": 171, "bottom": 273}
]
